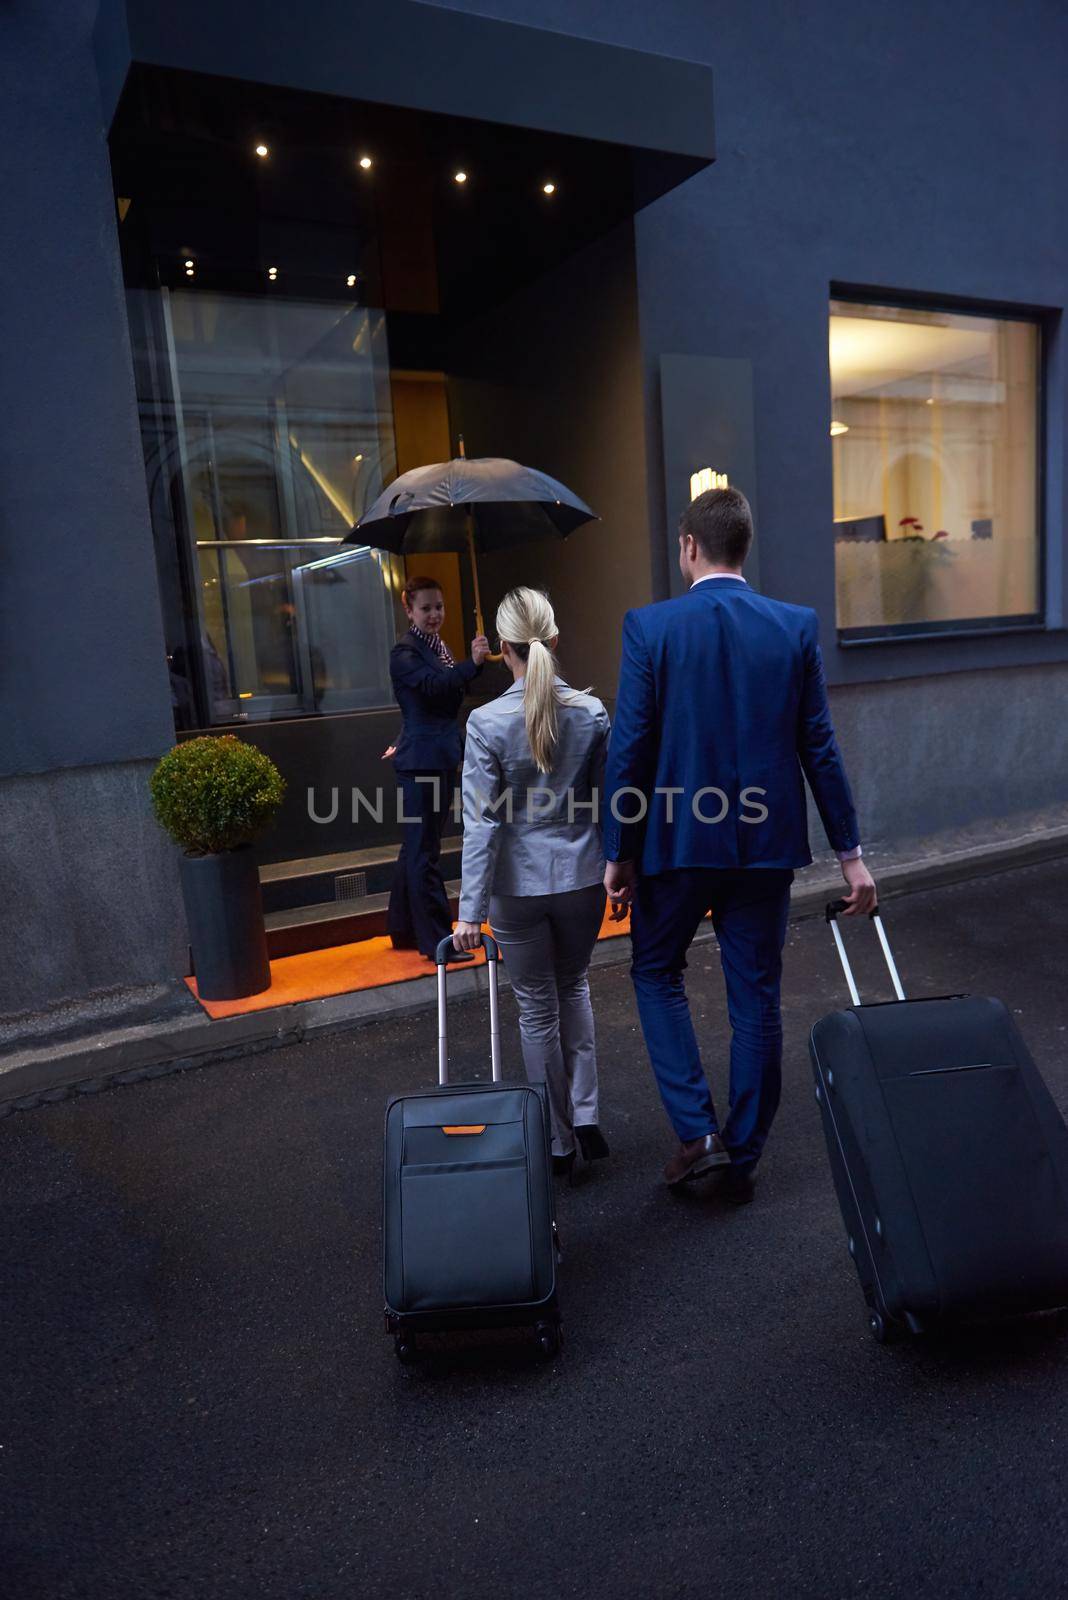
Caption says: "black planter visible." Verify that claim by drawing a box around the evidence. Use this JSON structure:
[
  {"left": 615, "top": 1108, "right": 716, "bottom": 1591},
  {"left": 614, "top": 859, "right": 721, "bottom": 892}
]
[{"left": 179, "top": 845, "right": 271, "bottom": 1001}]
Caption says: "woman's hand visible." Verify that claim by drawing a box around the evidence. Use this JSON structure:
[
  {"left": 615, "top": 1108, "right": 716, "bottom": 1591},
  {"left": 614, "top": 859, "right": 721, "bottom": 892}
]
[
  {"left": 470, "top": 635, "right": 490, "bottom": 665},
  {"left": 380, "top": 744, "right": 397, "bottom": 760},
  {"left": 452, "top": 920, "right": 483, "bottom": 951}
]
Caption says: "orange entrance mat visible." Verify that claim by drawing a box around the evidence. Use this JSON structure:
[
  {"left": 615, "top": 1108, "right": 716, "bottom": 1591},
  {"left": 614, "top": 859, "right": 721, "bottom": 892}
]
[{"left": 185, "top": 903, "right": 631, "bottom": 1019}]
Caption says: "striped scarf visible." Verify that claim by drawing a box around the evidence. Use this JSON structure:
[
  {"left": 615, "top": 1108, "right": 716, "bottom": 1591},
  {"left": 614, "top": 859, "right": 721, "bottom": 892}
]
[{"left": 409, "top": 623, "right": 455, "bottom": 668}]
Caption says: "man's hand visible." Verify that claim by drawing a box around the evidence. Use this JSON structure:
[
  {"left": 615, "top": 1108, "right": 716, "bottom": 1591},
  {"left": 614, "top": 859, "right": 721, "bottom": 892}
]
[
  {"left": 604, "top": 860, "right": 636, "bottom": 922},
  {"left": 380, "top": 744, "right": 397, "bottom": 760},
  {"left": 452, "top": 920, "right": 483, "bottom": 951},
  {"left": 471, "top": 635, "right": 490, "bottom": 665},
  {"left": 839, "top": 856, "right": 877, "bottom": 917}
]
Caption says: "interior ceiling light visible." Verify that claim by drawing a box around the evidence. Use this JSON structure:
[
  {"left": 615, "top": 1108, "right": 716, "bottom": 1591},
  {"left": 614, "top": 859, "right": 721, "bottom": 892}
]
[
  {"left": 347, "top": 274, "right": 357, "bottom": 287},
  {"left": 184, "top": 258, "right": 194, "bottom": 268},
  {"left": 829, "top": 420, "right": 849, "bottom": 436},
  {"left": 254, "top": 143, "right": 269, "bottom": 158},
  {"left": 542, "top": 182, "right": 556, "bottom": 195},
  {"left": 358, "top": 155, "right": 373, "bottom": 170},
  {"left": 185, "top": 267, "right": 195, "bottom": 277},
  {"left": 268, "top": 266, "right": 278, "bottom": 280},
  {"left": 453, "top": 170, "right": 468, "bottom": 184}
]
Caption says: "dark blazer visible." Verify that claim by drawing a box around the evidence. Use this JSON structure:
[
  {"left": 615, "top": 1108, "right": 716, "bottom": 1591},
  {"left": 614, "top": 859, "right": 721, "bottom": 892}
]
[
  {"left": 603, "top": 578, "right": 859, "bottom": 872},
  {"left": 389, "top": 632, "right": 481, "bottom": 772}
]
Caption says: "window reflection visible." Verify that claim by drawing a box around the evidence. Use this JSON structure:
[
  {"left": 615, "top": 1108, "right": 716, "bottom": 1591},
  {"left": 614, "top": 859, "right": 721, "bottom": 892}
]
[
  {"left": 830, "top": 300, "right": 1040, "bottom": 638},
  {"left": 133, "top": 288, "right": 403, "bottom": 726}
]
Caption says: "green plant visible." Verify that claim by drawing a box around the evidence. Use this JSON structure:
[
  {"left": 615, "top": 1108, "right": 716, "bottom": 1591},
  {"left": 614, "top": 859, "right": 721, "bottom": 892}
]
[{"left": 149, "top": 735, "right": 285, "bottom": 855}]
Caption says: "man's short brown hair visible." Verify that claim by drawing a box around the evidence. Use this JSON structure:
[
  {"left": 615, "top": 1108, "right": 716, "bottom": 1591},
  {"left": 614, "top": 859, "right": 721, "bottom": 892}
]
[{"left": 680, "top": 487, "right": 753, "bottom": 568}]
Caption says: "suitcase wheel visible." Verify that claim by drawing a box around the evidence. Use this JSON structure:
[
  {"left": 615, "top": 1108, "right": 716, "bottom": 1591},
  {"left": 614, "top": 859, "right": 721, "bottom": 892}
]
[
  {"left": 867, "top": 1308, "right": 905, "bottom": 1345},
  {"left": 394, "top": 1337, "right": 416, "bottom": 1366},
  {"left": 535, "top": 1320, "right": 562, "bottom": 1361}
]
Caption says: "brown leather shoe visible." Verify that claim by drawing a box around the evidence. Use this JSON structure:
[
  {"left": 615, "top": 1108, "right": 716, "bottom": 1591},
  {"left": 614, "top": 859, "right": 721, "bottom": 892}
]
[{"left": 664, "top": 1133, "right": 731, "bottom": 1186}]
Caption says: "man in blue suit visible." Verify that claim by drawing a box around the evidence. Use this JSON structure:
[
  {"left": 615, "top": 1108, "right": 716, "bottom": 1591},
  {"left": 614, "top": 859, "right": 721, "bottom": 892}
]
[{"left": 604, "top": 488, "right": 875, "bottom": 1201}]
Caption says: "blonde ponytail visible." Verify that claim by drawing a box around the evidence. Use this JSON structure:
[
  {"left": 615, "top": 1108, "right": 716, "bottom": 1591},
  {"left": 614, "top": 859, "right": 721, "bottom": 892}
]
[
  {"left": 523, "top": 636, "right": 558, "bottom": 775},
  {"left": 495, "top": 587, "right": 563, "bottom": 774}
]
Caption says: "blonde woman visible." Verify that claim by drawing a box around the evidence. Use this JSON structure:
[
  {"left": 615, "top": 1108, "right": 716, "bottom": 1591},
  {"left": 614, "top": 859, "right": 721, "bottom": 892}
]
[{"left": 453, "top": 588, "right": 611, "bottom": 1177}]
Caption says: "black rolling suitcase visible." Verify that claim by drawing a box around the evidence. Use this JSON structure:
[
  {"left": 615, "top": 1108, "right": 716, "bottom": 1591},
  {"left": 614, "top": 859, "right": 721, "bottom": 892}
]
[
  {"left": 811, "top": 900, "right": 1068, "bottom": 1342},
  {"left": 383, "top": 934, "right": 561, "bottom": 1364}
]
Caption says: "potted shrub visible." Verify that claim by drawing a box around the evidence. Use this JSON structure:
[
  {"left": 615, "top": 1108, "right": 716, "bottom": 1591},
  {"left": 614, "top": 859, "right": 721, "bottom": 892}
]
[{"left": 150, "top": 735, "right": 285, "bottom": 1000}]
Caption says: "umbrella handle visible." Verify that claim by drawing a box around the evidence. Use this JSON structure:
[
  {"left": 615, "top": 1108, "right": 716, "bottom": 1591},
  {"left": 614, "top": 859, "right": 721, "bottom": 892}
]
[
  {"left": 464, "top": 516, "right": 503, "bottom": 662},
  {"left": 465, "top": 518, "right": 484, "bottom": 632}
]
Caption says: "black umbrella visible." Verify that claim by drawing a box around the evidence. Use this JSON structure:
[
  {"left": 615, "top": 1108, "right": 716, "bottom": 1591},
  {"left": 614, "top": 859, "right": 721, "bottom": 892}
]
[{"left": 347, "top": 444, "right": 598, "bottom": 638}]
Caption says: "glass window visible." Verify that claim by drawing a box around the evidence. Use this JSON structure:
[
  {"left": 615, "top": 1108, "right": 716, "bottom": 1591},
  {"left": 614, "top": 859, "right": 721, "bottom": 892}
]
[
  {"left": 830, "top": 300, "right": 1041, "bottom": 639},
  {"left": 131, "top": 288, "right": 404, "bottom": 725}
]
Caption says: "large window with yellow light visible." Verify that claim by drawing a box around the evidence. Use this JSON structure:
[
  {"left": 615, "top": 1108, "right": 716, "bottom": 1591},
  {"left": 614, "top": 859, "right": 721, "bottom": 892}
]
[{"left": 829, "top": 298, "right": 1041, "bottom": 639}]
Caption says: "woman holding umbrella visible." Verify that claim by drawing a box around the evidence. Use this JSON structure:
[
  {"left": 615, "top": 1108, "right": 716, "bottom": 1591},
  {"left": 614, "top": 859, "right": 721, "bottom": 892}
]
[
  {"left": 385, "top": 575, "right": 489, "bottom": 961},
  {"left": 351, "top": 447, "right": 597, "bottom": 962}
]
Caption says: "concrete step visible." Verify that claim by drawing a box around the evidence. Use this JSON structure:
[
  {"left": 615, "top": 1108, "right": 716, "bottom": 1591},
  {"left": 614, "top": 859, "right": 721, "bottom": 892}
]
[
  {"left": 259, "top": 839, "right": 462, "bottom": 915},
  {"left": 264, "top": 881, "right": 462, "bottom": 958}
]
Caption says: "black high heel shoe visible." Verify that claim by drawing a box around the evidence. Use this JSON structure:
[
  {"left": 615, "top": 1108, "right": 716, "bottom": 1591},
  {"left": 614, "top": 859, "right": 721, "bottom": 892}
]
[
  {"left": 552, "top": 1150, "right": 577, "bottom": 1180},
  {"left": 575, "top": 1125, "right": 610, "bottom": 1162}
]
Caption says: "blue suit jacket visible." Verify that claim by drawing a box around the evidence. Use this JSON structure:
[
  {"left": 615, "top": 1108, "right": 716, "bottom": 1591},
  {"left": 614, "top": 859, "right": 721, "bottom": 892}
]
[
  {"left": 603, "top": 579, "right": 859, "bottom": 872},
  {"left": 390, "top": 633, "right": 481, "bottom": 772}
]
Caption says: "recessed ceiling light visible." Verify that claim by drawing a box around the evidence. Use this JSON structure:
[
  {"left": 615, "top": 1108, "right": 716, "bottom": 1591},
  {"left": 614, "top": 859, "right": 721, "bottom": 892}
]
[
  {"left": 454, "top": 170, "right": 468, "bottom": 185},
  {"left": 185, "top": 267, "right": 195, "bottom": 277},
  {"left": 255, "top": 143, "right": 269, "bottom": 159},
  {"left": 358, "top": 155, "right": 373, "bottom": 170},
  {"left": 542, "top": 182, "right": 556, "bottom": 195},
  {"left": 184, "top": 258, "right": 195, "bottom": 268}
]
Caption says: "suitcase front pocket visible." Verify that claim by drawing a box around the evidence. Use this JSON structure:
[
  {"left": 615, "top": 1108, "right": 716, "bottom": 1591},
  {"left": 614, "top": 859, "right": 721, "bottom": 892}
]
[
  {"left": 403, "top": 1119, "right": 525, "bottom": 1167},
  {"left": 399, "top": 1156, "right": 536, "bottom": 1312},
  {"left": 880, "top": 1063, "right": 1068, "bottom": 1312}
]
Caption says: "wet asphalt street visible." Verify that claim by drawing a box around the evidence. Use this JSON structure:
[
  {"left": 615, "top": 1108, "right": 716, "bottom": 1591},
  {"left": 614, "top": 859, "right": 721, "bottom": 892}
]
[{"left": 4, "top": 859, "right": 1068, "bottom": 1600}]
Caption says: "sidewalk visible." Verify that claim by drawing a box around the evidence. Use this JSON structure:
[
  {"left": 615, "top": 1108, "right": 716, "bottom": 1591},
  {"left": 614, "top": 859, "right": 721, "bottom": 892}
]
[
  {"left": 4, "top": 803, "right": 1068, "bottom": 1113},
  {"left": 5, "top": 857, "right": 1068, "bottom": 1599}
]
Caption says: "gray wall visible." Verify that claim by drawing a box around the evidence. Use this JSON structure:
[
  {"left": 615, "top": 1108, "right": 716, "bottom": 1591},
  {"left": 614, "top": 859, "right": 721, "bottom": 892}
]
[
  {"left": 0, "top": 1, "right": 184, "bottom": 1016},
  {"left": 823, "top": 661, "right": 1068, "bottom": 847},
  {"left": 0, "top": 763, "right": 185, "bottom": 1019}
]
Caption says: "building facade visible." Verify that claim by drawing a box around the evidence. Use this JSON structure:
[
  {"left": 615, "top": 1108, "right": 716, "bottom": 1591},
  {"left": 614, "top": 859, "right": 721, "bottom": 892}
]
[{"left": 3, "top": 0, "right": 1066, "bottom": 1018}]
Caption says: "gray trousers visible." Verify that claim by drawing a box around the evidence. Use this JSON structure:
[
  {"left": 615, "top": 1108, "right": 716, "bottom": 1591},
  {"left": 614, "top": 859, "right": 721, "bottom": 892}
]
[{"left": 489, "top": 883, "right": 606, "bottom": 1156}]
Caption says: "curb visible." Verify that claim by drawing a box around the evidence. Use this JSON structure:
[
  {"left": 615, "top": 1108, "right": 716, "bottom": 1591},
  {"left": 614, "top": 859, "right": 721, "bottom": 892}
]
[{"left": 4, "top": 823, "right": 1068, "bottom": 1115}]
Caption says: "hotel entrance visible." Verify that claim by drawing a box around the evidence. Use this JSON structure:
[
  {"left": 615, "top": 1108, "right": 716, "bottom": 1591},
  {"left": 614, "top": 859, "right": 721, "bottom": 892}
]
[{"left": 111, "top": 63, "right": 702, "bottom": 953}]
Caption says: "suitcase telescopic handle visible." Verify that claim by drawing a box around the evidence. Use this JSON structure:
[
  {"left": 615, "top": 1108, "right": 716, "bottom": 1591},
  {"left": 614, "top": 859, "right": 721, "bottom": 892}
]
[
  {"left": 434, "top": 935, "right": 502, "bottom": 1086},
  {"left": 824, "top": 901, "right": 906, "bottom": 1005}
]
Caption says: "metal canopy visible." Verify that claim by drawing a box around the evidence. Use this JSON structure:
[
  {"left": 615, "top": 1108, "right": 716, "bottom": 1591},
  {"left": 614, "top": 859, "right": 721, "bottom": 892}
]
[{"left": 95, "top": 0, "right": 715, "bottom": 191}]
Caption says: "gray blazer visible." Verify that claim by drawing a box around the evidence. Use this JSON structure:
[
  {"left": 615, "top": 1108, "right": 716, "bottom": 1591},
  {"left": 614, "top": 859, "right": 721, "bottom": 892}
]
[{"left": 458, "top": 677, "right": 611, "bottom": 921}]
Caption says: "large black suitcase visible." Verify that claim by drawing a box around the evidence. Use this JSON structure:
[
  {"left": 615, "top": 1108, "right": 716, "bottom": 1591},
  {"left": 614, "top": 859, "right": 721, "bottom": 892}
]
[
  {"left": 383, "top": 933, "right": 560, "bottom": 1364},
  {"left": 811, "top": 900, "right": 1068, "bottom": 1342}
]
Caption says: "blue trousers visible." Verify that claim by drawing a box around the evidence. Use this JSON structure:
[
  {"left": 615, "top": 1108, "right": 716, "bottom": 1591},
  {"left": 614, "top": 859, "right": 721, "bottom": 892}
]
[{"left": 630, "top": 868, "right": 794, "bottom": 1169}]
